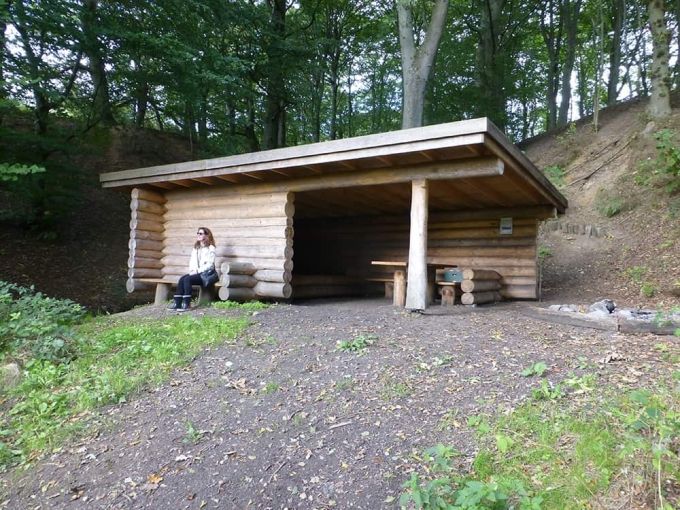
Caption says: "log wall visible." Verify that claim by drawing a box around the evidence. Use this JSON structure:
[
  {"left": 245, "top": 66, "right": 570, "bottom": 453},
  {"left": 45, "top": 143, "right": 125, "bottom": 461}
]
[
  {"left": 162, "top": 188, "right": 294, "bottom": 299},
  {"left": 126, "top": 188, "right": 167, "bottom": 293},
  {"left": 294, "top": 208, "right": 539, "bottom": 300}
]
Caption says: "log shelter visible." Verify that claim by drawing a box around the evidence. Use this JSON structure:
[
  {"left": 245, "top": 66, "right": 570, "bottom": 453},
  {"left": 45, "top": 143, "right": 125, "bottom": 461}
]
[{"left": 100, "top": 118, "right": 567, "bottom": 310}]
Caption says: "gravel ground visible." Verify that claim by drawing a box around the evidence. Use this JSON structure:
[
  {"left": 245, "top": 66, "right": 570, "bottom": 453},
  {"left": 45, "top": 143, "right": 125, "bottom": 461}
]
[{"left": 1, "top": 298, "right": 677, "bottom": 509}]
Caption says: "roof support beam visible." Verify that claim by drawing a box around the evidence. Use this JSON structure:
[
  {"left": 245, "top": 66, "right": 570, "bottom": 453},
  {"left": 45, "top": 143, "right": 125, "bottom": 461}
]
[
  {"left": 104, "top": 157, "right": 504, "bottom": 193},
  {"left": 406, "top": 179, "right": 429, "bottom": 311}
]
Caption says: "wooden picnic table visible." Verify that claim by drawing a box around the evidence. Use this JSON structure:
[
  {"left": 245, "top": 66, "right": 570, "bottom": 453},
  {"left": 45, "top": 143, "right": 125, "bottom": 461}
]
[{"left": 371, "top": 260, "right": 457, "bottom": 307}]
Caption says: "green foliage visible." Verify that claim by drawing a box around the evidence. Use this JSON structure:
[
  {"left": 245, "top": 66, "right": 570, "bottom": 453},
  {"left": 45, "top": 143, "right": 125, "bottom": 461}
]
[
  {"left": 640, "top": 282, "right": 656, "bottom": 298},
  {"left": 594, "top": 188, "right": 624, "bottom": 217},
  {"left": 531, "top": 380, "right": 564, "bottom": 401},
  {"left": 261, "top": 381, "right": 280, "bottom": 394},
  {"left": 400, "top": 444, "right": 542, "bottom": 509},
  {"left": 537, "top": 246, "right": 552, "bottom": 260},
  {"left": 521, "top": 362, "right": 548, "bottom": 377},
  {"left": 212, "top": 300, "right": 269, "bottom": 311},
  {"left": 624, "top": 265, "right": 648, "bottom": 284},
  {"left": 542, "top": 165, "right": 565, "bottom": 188},
  {"left": 0, "top": 163, "right": 46, "bottom": 183},
  {"left": 183, "top": 421, "right": 203, "bottom": 444},
  {"left": 336, "top": 334, "right": 376, "bottom": 353},
  {"left": 0, "top": 281, "right": 86, "bottom": 363},
  {"left": 636, "top": 129, "right": 680, "bottom": 193},
  {"left": 0, "top": 315, "right": 248, "bottom": 466},
  {"left": 403, "top": 379, "right": 679, "bottom": 509}
]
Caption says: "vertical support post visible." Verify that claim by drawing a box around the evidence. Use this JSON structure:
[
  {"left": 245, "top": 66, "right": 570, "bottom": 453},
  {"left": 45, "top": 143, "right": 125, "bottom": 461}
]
[{"left": 406, "top": 179, "right": 428, "bottom": 310}]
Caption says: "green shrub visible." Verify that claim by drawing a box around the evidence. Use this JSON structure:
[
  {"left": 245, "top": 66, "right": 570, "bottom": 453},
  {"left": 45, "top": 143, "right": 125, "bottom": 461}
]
[
  {"left": 636, "top": 128, "right": 680, "bottom": 193},
  {"left": 640, "top": 282, "right": 656, "bottom": 298},
  {"left": 0, "top": 281, "right": 85, "bottom": 363},
  {"left": 624, "top": 266, "right": 648, "bottom": 284},
  {"left": 595, "top": 188, "right": 624, "bottom": 217},
  {"left": 543, "top": 165, "right": 565, "bottom": 188}
]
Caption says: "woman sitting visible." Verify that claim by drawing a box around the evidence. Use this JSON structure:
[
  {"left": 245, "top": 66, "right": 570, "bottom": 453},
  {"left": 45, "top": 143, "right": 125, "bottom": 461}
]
[{"left": 168, "top": 227, "right": 216, "bottom": 311}]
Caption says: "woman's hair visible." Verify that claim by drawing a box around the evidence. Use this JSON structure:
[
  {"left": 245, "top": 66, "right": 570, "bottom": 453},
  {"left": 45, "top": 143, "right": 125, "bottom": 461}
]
[{"left": 194, "top": 227, "right": 216, "bottom": 249}]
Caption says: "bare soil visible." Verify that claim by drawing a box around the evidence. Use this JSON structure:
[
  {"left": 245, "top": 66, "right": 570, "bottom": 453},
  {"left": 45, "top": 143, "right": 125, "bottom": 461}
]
[{"left": 1, "top": 299, "right": 677, "bottom": 509}]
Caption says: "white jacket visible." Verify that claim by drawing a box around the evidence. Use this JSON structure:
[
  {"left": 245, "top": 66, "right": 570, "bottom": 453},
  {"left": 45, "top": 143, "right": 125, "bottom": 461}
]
[{"left": 189, "top": 245, "right": 216, "bottom": 274}]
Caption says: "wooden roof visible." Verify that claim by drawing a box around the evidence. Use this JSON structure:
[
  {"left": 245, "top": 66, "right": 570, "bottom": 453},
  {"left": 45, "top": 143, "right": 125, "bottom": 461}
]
[{"left": 100, "top": 118, "right": 567, "bottom": 216}]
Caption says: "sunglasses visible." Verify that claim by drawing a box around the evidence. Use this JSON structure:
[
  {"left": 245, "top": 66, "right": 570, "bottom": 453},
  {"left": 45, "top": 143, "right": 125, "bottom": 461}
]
[{"left": 197, "top": 231, "right": 207, "bottom": 235}]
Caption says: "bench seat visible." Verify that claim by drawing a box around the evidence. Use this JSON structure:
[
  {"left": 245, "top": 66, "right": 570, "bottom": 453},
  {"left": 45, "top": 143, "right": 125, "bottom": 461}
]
[{"left": 139, "top": 278, "right": 222, "bottom": 305}]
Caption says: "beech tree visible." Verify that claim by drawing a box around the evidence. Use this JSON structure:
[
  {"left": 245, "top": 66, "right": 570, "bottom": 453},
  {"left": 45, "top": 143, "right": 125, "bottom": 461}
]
[
  {"left": 647, "top": 0, "right": 671, "bottom": 118},
  {"left": 396, "top": 0, "right": 449, "bottom": 129}
]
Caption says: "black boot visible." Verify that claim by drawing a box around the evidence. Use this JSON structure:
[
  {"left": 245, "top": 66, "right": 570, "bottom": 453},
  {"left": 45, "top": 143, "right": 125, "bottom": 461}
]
[
  {"left": 168, "top": 296, "right": 182, "bottom": 310},
  {"left": 179, "top": 296, "right": 191, "bottom": 312}
]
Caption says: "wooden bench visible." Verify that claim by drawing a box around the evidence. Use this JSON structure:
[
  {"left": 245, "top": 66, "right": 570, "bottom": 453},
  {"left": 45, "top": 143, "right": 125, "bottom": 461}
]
[
  {"left": 365, "top": 277, "right": 395, "bottom": 300},
  {"left": 139, "top": 278, "right": 223, "bottom": 306},
  {"left": 436, "top": 281, "right": 460, "bottom": 306}
]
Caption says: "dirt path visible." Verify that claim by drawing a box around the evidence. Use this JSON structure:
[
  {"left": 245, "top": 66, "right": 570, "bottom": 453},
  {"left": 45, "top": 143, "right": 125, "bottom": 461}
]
[{"left": 0, "top": 299, "right": 675, "bottom": 509}]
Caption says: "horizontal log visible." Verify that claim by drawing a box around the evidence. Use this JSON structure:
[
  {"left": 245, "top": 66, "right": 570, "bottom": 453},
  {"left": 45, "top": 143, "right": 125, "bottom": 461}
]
[
  {"left": 164, "top": 236, "right": 292, "bottom": 248},
  {"left": 163, "top": 217, "right": 292, "bottom": 229},
  {"left": 164, "top": 258, "right": 292, "bottom": 274},
  {"left": 254, "top": 269, "right": 291, "bottom": 283},
  {"left": 163, "top": 226, "right": 293, "bottom": 241},
  {"left": 500, "top": 285, "right": 537, "bottom": 299},
  {"left": 221, "top": 262, "right": 257, "bottom": 275},
  {"left": 218, "top": 287, "right": 256, "bottom": 302},
  {"left": 126, "top": 278, "right": 154, "bottom": 293},
  {"left": 127, "top": 267, "right": 163, "bottom": 279},
  {"left": 166, "top": 191, "right": 291, "bottom": 209},
  {"left": 130, "top": 219, "right": 165, "bottom": 233},
  {"left": 427, "top": 257, "right": 535, "bottom": 267},
  {"left": 462, "top": 269, "right": 501, "bottom": 280},
  {"left": 131, "top": 187, "right": 166, "bottom": 204},
  {"left": 222, "top": 274, "right": 257, "bottom": 288},
  {"left": 166, "top": 188, "right": 291, "bottom": 201},
  {"left": 129, "top": 238, "right": 164, "bottom": 252},
  {"left": 131, "top": 198, "right": 166, "bottom": 216},
  {"left": 426, "top": 246, "right": 536, "bottom": 258},
  {"left": 460, "top": 280, "right": 502, "bottom": 293},
  {"left": 163, "top": 201, "right": 295, "bottom": 220},
  {"left": 221, "top": 257, "right": 294, "bottom": 272},
  {"left": 130, "top": 229, "right": 165, "bottom": 242},
  {"left": 254, "top": 281, "right": 292, "bottom": 299},
  {"left": 128, "top": 257, "right": 164, "bottom": 270},
  {"left": 215, "top": 245, "right": 293, "bottom": 259},
  {"left": 131, "top": 209, "right": 163, "bottom": 223},
  {"left": 129, "top": 249, "right": 163, "bottom": 260},
  {"left": 461, "top": 291, "right": 502, "bottom": 305},
  {"left": 500, "top": 276, "right": 537, "bottom": 286}
]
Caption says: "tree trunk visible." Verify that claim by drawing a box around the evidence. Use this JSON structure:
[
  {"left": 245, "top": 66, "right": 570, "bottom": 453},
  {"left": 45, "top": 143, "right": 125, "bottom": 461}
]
[
  {"left": 134, "top": 82, "right": 149, "bottom": 127},
  {"left": 0, "top": 0, "right": 6, "bottom": 102},
  {"left": 397, "top": 0, "right": 449, "bottom": 129},
  {"left": 557, "top": 0, "right": 582, "bottom": 127},
  {"left": 262, "top": 0, "right": 287, "bottom": 149},
  {"left": 80, "top": 0, "right": 116, "bottom": 126},
  {"left": 540, "top": 0, "right": 561, "bottom": 130},
  {"left": 647, "top": 0, "right": 672, "bottom": 118},
  {"left": 607, "top": 0, "right": 624, "bottom": 105},
  {"left": 476, "top": 0, "right": 510, "bottom": 129}
]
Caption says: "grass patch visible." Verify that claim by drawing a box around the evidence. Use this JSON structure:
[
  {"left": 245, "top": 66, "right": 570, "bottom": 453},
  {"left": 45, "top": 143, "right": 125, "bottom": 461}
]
[
  {"left": 595, "top": 188, "right": 625, "bottom": 217},
  {"left": 400, "top": 376, "right": 680, "bottom": 509},
  {"left": 212, "top": 300, "right": 269, "bottom": 311},
  {"left": 0, "top": 315, "right": 249, "bottom": 466},
  {"left": 336, "top": 334, "right": 376, "bottom": 353},
  {"left": 543, "top": 165, "right": 565, "bottom": 188}
]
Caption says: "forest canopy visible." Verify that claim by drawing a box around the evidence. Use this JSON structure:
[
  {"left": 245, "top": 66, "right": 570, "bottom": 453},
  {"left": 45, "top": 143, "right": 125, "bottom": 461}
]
[{"left": 0, "top": 0, "right": 677, "bottom": 155}]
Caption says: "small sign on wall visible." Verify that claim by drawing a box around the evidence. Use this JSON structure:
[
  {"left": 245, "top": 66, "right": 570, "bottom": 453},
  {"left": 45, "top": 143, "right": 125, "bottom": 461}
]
[{"left": 500, "top": 217, "right": 513, "bottom": 235}]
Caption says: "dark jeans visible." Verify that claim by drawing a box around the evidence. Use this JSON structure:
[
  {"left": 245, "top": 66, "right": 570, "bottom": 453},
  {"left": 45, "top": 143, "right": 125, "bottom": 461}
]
[{"left": 176, "top": 273, "right": 203, "bottom": 296}]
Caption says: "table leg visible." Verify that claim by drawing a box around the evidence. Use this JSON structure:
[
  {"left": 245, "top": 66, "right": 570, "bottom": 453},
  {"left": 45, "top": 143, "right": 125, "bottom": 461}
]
[
  {"left": 426, "top": 267, "right": 436, "bottom": 305},
  {"left": 393, "top": 270, "right": 406, "bottom": 307}
]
